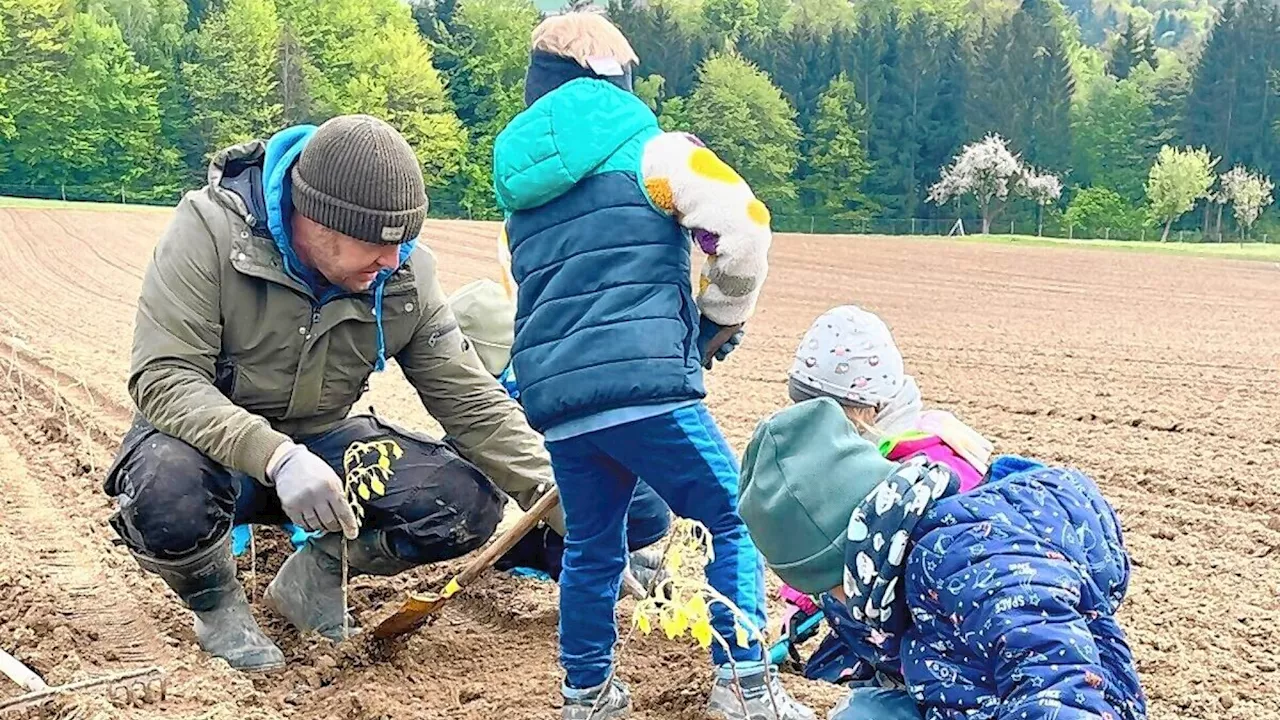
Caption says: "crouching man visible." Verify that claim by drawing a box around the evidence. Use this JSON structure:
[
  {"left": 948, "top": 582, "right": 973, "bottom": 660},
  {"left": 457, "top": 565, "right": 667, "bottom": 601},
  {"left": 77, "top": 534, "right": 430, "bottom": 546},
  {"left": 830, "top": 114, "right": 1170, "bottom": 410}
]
[{"left": 103, "top": 114, "right": 560, "bottom": 672}]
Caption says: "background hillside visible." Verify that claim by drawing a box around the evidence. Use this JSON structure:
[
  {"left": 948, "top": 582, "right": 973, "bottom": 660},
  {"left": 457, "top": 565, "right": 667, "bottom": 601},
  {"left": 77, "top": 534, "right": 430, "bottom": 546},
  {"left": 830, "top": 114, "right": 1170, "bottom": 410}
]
[{"left": 1, "top": 0, "right": 1276, "bottom": 238}]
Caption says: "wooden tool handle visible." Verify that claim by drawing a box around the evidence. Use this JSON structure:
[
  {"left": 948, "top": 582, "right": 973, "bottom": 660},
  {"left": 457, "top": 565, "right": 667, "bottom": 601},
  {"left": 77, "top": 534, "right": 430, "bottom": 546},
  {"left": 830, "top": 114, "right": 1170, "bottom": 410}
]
[{"left": 455, "top": 485, "right": 560, "bottom": 587}]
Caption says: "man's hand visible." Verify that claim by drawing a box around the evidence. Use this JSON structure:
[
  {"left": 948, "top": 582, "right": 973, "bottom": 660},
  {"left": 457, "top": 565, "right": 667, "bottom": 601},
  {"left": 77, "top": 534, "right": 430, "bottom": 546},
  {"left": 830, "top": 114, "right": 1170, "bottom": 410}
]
[
  {"left": 268, "top": 443, "right": 360, "bottom": 539},
  {"left": 697, "top": 315, "right": 745, "bottom": 369}
]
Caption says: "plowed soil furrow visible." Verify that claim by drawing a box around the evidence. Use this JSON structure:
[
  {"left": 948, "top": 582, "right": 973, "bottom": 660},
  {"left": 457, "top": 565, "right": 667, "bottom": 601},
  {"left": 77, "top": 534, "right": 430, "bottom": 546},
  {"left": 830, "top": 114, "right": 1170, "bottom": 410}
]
[
  {"left": 0, "top": 392, "right": 161, "bottom": 693},
  {"left": 1, "top": 207, "right": 1277, "bottom": 720}
]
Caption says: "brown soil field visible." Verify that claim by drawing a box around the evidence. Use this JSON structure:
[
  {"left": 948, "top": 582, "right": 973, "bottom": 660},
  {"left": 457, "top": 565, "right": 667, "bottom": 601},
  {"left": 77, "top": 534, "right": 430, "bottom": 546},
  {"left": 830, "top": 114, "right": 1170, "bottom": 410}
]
[{"left": 1, "top": 206, "right": 1278, "bottom": 720}]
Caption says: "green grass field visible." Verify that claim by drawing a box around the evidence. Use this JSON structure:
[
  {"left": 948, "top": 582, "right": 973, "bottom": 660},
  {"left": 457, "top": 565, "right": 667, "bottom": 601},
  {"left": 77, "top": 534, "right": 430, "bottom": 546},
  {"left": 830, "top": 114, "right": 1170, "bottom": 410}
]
[
  {"left": 5, "top": 195, "right": 1277, "bottom": 262},
  {"left": 950, "top": 233, "right": 1280, "bottom": 261}
]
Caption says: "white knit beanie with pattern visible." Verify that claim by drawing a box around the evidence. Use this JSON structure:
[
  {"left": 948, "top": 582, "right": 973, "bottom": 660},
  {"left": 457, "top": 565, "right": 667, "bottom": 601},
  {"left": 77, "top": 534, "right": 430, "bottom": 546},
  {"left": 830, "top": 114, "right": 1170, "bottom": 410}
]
[{"left": 788, "top": 305, "right": 906, "bottom": 409}]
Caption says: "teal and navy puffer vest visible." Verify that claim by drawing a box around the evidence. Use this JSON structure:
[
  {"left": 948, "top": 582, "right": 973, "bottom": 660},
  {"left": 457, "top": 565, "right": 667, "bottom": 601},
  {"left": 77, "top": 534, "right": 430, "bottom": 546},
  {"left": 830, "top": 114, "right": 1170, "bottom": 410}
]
[{"left": 493, "top": 78, "right": 705, "bottom": 432}]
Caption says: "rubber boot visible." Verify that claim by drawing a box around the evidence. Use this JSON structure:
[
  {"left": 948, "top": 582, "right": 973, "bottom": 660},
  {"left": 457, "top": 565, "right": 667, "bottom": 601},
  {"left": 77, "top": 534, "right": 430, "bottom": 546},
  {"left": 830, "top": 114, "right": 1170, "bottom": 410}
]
[
  {"left": 264, "top": 531, "right": 413, "bottom": 641},
  {"left": 132, "top": 538, "right": 285, "bottom": 672},
  {"left": 622, "top": 544, "right": 668, "bottom": 598}
]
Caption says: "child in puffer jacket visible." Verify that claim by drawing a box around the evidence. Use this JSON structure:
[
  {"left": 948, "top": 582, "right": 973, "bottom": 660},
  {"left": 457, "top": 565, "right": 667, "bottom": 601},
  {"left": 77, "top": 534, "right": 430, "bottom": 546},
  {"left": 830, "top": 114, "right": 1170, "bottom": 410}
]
[
  {"left": 447, "top": 278, "right": 670, "bottom": 595},
  {"left": 493, "top": 10, "right": 811, "bottom": 720},
  {"left": 739, "top": 398, "right": 1147, "bottom": 720},
  {"left": 779, "top": 305, "right": 994, "bottom": 683}
]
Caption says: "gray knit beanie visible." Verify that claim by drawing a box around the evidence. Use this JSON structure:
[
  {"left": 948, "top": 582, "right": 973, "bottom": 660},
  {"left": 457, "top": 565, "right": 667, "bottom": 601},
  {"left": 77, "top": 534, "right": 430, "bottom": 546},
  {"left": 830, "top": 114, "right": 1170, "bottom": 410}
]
[{"left": 291, "top": 114, "right": 427, "bottom": 245}]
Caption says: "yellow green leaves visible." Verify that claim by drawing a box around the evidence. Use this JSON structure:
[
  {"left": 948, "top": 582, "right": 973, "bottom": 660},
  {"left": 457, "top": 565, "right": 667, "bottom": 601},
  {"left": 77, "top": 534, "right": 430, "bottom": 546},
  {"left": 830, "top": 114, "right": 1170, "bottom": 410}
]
[{"left": 630, "top": 519, "right": 762, "bottom": 656}]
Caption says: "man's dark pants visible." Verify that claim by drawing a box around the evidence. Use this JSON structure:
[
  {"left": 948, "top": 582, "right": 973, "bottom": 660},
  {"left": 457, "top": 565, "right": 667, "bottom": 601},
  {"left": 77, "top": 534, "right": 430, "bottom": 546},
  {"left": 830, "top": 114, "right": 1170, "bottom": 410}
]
[{"left": 103, "top": 414, "right": 507, "bottom": 565}]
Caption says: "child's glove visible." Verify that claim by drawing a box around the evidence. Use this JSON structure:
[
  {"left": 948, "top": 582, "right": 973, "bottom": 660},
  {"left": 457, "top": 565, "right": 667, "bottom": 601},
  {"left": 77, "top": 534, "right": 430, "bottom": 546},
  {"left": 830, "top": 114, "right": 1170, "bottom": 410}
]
[
  {"left": 231, "top": 524, "right": 253, "bottom": 557},
  {"left": 697, "top": 315, "right": 745, "bottom": 369}
]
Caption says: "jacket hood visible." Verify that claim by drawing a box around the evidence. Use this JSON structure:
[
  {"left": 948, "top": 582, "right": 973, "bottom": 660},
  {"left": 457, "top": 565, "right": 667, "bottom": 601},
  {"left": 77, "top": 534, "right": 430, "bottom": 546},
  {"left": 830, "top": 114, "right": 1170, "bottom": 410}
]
[
  {"left": 493, "top": 78, "right": 658, "bottom": 212},
  {"left": 263, "top": 124, "right": 317, "bottom": 288},
  {"left": 738, "top": 398, "right": 897, "bottom": 595}
]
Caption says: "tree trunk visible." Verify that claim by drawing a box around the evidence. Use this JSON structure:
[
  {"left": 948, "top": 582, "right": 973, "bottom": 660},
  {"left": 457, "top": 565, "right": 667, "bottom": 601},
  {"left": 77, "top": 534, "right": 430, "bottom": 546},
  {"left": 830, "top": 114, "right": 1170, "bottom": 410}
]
[
  {"left": 1161, "top": 217, "right": 1173, "bottom": 242},
  {"left": 1037, "top": 205, "right": 1044, "bottom": 237},
  {"left": 980, "top": 198, "right": 991, "bottom": 234}
]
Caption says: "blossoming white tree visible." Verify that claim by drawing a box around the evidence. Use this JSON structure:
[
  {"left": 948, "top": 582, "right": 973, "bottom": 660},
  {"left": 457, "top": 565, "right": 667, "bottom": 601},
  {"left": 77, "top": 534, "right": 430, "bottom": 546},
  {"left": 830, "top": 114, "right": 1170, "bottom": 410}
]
[
  {"left": 928, "top": 134, "right": 1058, "bottom": 235},
  {"left": 1218, "top": 165, "right": 1274, "bottom": 239},
  {"left": 1020, "top": 168, "right": 1064, "bottom": 236}
]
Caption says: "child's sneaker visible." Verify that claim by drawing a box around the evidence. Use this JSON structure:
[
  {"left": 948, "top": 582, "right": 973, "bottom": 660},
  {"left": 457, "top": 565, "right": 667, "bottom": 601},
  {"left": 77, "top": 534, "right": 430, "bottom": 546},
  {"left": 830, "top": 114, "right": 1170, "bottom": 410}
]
[
  {"left": 707, "top": 663, "right": 816, "bottom": 720},
  {"left": 562, "top": 677, "right": 631, "bottom": 720}
]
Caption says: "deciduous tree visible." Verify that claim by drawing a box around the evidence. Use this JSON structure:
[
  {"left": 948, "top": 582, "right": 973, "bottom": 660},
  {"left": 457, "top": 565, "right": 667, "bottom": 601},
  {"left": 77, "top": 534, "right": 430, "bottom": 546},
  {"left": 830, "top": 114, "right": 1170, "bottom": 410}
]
[
  {"left": 1146, "top": 145, "right": 1219, "bottom": 241},
  {"left": 182, "top": 0, "right": 283, "bottom": 155},
  {"left": 684, "top": 52, "right": 801, "bottom": 204},
  {"left": 800, "top": 74, "right": 873, "bottom": 220},
  {"left": 277, "top": 0, "right": 466, "bottom": 189},
  {"left": 928, "top": 134, "right": 1025, "bottom": 234},
  {"left": 1219, "top": 165, "right": 1274, "bottom": 236}
]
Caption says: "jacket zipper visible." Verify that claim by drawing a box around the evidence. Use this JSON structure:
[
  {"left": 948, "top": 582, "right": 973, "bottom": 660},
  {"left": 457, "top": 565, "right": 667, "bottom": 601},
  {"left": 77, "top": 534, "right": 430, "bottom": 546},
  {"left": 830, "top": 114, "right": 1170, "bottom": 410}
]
[{"left": 427, "top": 320, "right": 459, "bottom": 347}]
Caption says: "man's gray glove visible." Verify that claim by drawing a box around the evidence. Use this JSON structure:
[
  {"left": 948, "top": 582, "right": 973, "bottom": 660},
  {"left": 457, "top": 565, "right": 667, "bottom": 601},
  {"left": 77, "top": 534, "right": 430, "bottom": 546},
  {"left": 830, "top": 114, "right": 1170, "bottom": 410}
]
[{"left": 266, "top": 442, "right": 359, "bottom": 540}]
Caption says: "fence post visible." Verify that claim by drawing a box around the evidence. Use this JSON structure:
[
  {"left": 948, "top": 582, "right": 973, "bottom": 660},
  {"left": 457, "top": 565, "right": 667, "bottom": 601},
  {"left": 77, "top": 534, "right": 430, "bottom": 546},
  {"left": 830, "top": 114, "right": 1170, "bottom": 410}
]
[
  {"left": 1142, "top": 228, "right": 1146, "bottom": 242},
  {"left": 1068, "top": 224, "right": 1073, "bottom": 240},
  {"left": 121, "top": 186, "right": 126, "bottom": 204},
  {"left": 1179, "top": 230, "right": 1185, "bottom": 242},
  {"left": 911, "top": 218, "right": 916, "bottom": 235},
  {"left": 810, "top": 216, "right": 815, "bottom": 234},
  {"left": 1105, "top": 227, "right": 1110, "bottom": 240},
  {"left": 61, "top": 184, "right": 66, "bottom": 202}
]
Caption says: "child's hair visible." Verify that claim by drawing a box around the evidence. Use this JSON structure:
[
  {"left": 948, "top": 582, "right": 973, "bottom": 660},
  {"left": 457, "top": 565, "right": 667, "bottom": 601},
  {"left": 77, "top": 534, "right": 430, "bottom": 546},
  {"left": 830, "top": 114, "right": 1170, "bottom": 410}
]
[
  {"left": 531, "top": 10, "right": 639, "bottom": 68},
  {"left": 844, "top": 405, "right": 879, "bottom": 439}
]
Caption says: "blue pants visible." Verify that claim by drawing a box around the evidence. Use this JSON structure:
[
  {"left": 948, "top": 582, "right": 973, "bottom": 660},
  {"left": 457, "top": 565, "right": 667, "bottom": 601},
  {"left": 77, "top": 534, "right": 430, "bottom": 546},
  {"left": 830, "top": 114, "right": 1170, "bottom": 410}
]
[
  {"left": 549, "top": 403, "right": 767, "bottom": 689},
  {"left": 828, "top": 688, "right": 923, "bottom": 720}
]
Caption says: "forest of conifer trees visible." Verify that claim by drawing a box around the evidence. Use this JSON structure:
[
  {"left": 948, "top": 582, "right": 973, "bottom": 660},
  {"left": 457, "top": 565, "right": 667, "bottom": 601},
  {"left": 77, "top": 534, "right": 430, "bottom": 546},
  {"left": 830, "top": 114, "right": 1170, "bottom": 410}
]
[{"left": 1, "top": 0, "right": 1277, "bottom": 239}]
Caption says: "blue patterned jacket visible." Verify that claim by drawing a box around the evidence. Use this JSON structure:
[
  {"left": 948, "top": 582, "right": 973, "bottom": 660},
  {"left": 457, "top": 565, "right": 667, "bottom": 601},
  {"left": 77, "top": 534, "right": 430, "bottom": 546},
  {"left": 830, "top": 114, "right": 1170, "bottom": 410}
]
[{"left": 841, "top": 456, "right": 1147, "bottom": 720}]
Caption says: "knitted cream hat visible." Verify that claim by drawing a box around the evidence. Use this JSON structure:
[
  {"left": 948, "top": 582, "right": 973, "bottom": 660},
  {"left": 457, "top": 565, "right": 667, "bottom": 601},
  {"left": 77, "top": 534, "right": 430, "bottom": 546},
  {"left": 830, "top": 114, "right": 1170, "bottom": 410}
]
[{"left": 448, "top": 279, "right": 515, "bottom": 375}]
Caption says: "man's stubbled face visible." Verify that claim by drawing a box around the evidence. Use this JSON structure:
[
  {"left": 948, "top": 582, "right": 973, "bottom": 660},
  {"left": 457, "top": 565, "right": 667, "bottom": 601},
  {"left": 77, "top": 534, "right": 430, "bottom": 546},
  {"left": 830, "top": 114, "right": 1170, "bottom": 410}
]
[{"left": 292, "top": 214, "right": 402, "bottom": 292}]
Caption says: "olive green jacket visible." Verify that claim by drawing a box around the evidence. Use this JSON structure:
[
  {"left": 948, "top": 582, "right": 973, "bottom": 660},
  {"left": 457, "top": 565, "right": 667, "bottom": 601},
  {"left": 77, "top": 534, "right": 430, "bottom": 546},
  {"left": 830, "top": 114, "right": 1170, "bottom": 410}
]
[{"left": 129, "top": 140, "right": 560, "bottom": 530}]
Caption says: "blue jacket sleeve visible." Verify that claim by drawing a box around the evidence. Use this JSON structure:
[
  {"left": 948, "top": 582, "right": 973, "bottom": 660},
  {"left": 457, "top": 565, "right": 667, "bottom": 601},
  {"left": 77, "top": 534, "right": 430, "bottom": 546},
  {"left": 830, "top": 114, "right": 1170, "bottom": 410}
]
[{"left": 913, "top": 525, "right": 1123, "bottom": 719}]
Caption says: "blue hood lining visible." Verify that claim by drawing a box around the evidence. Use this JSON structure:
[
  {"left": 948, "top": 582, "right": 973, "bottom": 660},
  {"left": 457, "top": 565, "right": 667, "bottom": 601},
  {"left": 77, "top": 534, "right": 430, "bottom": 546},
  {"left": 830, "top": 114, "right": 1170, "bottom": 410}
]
[
  {"left": 262, "top": 125, "right": 417, "bottom": 372},
  {"left": 986, "top": 454, "right": 1047, "bottom": 482}
]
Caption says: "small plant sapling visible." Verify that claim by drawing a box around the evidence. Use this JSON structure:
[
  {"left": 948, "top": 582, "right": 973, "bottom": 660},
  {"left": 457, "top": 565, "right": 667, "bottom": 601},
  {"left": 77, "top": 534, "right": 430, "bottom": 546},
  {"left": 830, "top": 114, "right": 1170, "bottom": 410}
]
[{"left": 627, "top": 519, "right": 779, "bottom": 718}]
